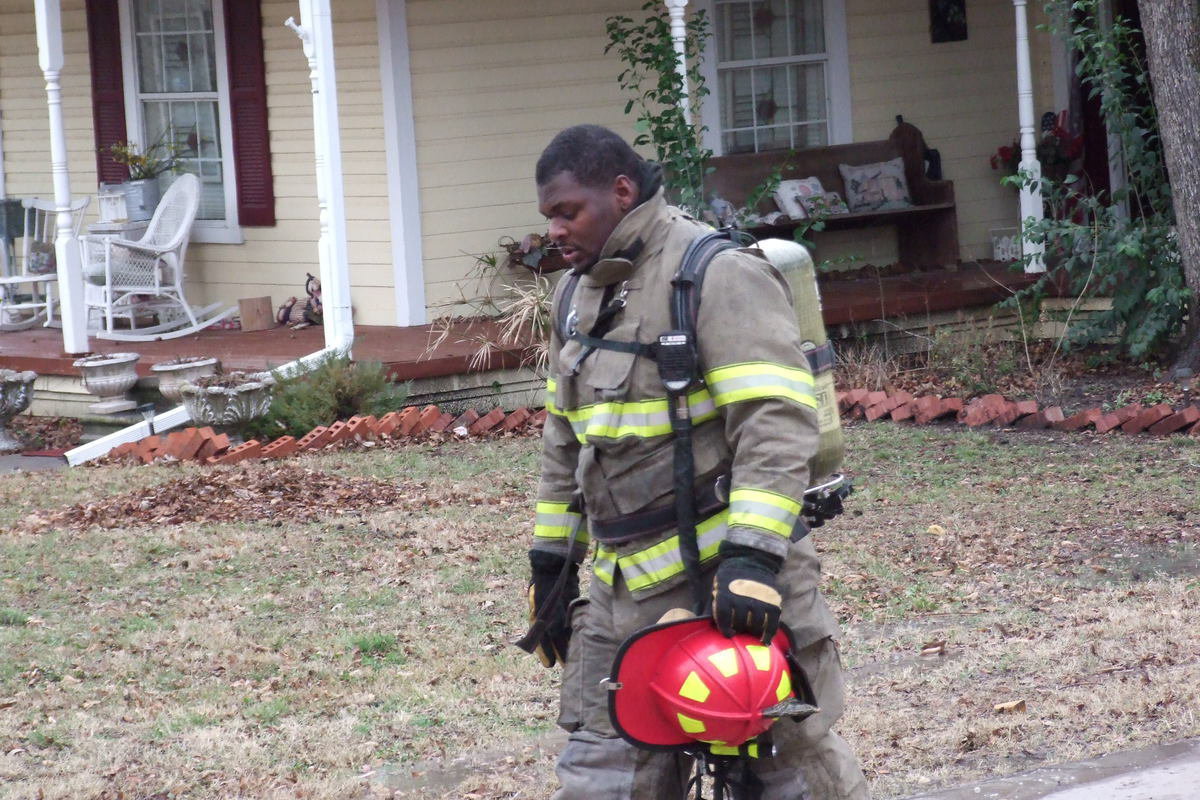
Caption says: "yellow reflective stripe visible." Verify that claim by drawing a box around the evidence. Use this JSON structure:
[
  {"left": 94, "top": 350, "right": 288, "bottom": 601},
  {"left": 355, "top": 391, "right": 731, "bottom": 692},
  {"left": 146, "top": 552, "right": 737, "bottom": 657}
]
[
  {"left": 533, "top": 500, "right": 585, "bottom": 544},
  {"left": 704, "top": 361, "right": 816, "bottom": 409},
  {"left": 679, "top": 671, "right": 711, "bottom": 703},
  {"left": 545, "top": 378, "right": 564, "bottom": 416},
  {"left": 593, "top": 547, "right": 617, "bottom": 586},
  {"left": 728, "top": 487, "right": 802, "bottom": 539},
  {"left": 563, "top": 387, "right": 718, "bottom": 443},
  {"left": 776, "top": 670, "right": 792, "bottom": 702},
  {"left": 677, "top": 714, "right": 707, "bottom": 735},
  {"left": 709, "top": 742, "right": 760, "bottom": 758},
  {"left": 620, "top": 511, "right": 728, "bottom": 593},
  {"left": 746, "top": 645, "right": 772, "bottom": 672}
]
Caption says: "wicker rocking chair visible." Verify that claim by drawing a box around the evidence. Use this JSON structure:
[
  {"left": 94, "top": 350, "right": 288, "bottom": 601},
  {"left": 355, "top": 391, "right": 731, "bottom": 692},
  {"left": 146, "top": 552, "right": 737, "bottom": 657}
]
[{"left": 81, "top": 173, "right": 234, "bottom": 341}]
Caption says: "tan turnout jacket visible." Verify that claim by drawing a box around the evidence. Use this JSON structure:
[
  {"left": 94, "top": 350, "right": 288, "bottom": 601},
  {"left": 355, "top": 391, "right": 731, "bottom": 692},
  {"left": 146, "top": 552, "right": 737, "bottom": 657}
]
[{"left": 533, "top": 190, "right": 839, "bottom": 646}]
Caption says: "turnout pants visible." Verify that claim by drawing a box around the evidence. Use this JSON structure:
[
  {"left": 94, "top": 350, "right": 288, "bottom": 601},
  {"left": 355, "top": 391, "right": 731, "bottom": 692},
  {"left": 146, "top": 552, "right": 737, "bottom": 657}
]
[{"left": 552, "top": 547, "right": 870, "bottom": 800}]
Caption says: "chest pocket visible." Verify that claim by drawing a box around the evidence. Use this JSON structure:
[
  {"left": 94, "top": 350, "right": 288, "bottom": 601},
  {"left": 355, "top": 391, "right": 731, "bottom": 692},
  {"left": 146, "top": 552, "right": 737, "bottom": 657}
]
[{"left": 581, "top": 320, "right": 641, "bottom": 402}]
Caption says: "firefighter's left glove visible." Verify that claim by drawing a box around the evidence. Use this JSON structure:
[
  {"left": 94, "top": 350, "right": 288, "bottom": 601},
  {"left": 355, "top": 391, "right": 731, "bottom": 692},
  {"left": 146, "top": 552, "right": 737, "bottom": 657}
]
[
  {"left": 712, "top": 543, "right": 784, "bottom": 644},
  {"left": 526, "top": 549, "right": 579, "bottom": 668}
]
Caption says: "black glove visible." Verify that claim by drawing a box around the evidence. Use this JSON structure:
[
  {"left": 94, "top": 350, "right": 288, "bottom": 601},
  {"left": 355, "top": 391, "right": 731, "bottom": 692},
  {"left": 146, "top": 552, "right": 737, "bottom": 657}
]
[
  {"left": 526, "top": 549, "right": 579, "bottom": 668},
  {"left": 711, "top": 542, "right": 784, "bottom": 644}
]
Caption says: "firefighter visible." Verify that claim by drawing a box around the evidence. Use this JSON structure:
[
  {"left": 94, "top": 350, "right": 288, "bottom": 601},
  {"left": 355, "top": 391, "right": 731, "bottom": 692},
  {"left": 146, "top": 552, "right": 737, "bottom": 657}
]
[{"left": 525, "top": 125, "right": 870, "bottom": 800}]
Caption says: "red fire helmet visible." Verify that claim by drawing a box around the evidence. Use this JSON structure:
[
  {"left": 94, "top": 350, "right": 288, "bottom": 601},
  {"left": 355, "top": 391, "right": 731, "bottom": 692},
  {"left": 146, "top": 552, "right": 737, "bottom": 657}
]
[{"left": 607, "top": 617, "right": 798, "bottom": 752}]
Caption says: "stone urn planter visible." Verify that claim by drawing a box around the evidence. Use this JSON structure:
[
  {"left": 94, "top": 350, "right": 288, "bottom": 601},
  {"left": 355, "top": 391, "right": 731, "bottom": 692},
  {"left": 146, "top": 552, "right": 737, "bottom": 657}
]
[
  {"left": 0, "top": 369, "right": 37, "bottom": 454},
  {"left": 151, "top": 356, "right": 222, "bottom": 403},
  {"left": 73, "top": 352, "right": 140, "bottom": 414},
  {"left": 178, "top": 371, "right": 276, "bottom": 429}
]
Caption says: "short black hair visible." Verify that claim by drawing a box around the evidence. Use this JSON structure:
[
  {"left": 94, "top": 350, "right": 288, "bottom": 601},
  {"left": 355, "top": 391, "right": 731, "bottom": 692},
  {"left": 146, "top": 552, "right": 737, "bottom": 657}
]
[{"left": 536, "top": 125, "right": 644, "bottom": 189}]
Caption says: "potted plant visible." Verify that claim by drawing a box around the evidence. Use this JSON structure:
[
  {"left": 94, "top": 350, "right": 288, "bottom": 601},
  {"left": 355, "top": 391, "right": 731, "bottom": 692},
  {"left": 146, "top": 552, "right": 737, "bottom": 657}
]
[
  {"left": 178, "top": 371, "right": 276, "bottom": 429},
  {"left": 150, "top": 356, "right": 222, "bottom": 403},
  {"left": 0, "top": 369, "right": 37, "bottom": 454},
  {"left": 73, "top": 352, "right": 140, "bottom": 414},
  {"left": 103, "top": 136, "right": 182, "bottom": 222}
]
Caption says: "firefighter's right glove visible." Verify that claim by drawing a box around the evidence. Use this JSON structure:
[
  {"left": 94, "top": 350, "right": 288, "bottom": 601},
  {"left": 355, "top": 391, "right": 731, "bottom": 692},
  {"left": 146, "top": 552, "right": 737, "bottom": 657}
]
[
  {"left": 712, "top": 543, "right": 784, "bottom": 644},
  {"left": 526, "top": 549, "right": 579, "bottom": 668}
]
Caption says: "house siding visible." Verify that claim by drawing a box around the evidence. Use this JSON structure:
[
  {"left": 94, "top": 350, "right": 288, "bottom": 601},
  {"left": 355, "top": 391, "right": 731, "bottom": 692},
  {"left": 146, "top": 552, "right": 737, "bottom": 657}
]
[
  {"left": 405, "top": 0, "right": 643, "bottom": 312},
  {"left": 0, "top": 0, "right": 398, "bottom": 326},
  {"left": 0, "top": 0, "right": 1065, "bottom": 330}
]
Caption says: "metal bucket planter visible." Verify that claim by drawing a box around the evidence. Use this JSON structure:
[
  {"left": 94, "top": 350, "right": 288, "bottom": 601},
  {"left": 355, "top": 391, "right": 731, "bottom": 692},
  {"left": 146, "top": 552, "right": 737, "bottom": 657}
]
[
  {"left": 0, "top": 369, "right": 37, "bottom": 454},
  {"left": 178, "top": 372, "right": 276, "bottom": 429},
  {"left": 151, "top": 356, "right": 222, "bottom": 403},
  {"left": 73, "top": 352, "right": 140, "bottom": 414}
]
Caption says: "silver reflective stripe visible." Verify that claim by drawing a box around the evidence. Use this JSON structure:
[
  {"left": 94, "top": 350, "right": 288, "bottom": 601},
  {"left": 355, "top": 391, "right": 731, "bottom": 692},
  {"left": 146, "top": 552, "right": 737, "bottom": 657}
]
[
  {"left": 729, "top": 496, "right": 799, "bottom": 531},
  {"left": 710, "top": 371, "right": 812, "bottom": 398}
]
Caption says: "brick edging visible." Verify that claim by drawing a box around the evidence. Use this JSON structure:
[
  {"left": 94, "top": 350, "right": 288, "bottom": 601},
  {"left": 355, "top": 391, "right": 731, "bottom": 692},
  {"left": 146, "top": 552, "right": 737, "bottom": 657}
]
[
  {"left": 103, "top": 389, "right": 1199, "bottom": 467},
  {"left": 102, "top": 404, "right": 547, "bottom": 467},
  {"left": 837, "top": 389, "right": 1200, "bottom": 437}
]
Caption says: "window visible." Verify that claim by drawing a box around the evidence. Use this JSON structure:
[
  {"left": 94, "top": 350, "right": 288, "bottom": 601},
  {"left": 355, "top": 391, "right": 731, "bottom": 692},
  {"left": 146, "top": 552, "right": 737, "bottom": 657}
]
[
  {"left": 86, "top": 0, "right": 275, "bottom": 237},
  {"left": 121, "top": 0, "right": 238, "bottom": 239},
  {"left": 700, "top": 0, "right": 850, "bottom": 154}
]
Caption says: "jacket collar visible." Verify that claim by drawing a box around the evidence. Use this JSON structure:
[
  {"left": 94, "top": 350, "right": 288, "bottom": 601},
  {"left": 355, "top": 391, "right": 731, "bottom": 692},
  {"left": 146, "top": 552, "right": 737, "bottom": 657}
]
[{"left": 577, "top": 189, "right": 673, "bottom": 287}]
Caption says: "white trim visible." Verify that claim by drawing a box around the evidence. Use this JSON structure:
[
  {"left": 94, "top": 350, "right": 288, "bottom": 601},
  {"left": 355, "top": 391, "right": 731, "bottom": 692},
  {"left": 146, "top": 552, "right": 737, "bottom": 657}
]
[
  {"left": 118, "top": 0, "right": 242, "bottom": 233},
  {"left": 377, "top": 0, "right": 426, "bottom": 327},
  {"left": 695, "top": 0, "right": 851, "bottom": 155},
  {"left": 824, "top": 0, "right": 851, "bottom": 144}
]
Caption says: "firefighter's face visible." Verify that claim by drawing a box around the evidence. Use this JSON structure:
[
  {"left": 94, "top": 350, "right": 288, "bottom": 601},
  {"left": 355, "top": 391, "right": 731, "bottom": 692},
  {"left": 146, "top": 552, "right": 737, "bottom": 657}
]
[{"left": 538, "top": 171, "right": 638, "bottom": 270}]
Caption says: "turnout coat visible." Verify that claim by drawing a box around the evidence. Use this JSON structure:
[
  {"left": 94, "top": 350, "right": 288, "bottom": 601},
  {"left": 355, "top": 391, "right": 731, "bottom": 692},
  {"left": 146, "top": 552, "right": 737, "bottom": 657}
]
[{"left": 533, "top": 190, "right": 839, "bottom": 648}]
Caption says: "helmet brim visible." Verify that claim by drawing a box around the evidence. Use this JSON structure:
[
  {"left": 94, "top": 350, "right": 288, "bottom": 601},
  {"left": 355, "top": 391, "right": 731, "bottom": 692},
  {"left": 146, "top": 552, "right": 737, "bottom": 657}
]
[{"left": 607, "top": 616, "right": 796, "bottom": 752}]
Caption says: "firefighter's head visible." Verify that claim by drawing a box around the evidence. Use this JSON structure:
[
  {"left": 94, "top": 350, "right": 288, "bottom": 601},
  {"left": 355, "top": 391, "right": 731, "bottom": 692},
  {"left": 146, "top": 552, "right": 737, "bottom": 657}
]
[{"left": 536, "top": 125, "right": 650, "bottom": 271}]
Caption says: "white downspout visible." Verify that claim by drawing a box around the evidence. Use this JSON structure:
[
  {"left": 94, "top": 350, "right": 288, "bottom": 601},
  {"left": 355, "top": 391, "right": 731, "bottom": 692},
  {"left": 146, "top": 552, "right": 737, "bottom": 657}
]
[
  {"left": 65, "top": 4, "right": 359, "bottom": 466},
  {"left": 34, "top": 0, "right": 89, "bottom": 352},
  {"left": 1014, "top": 0, "right": 1046, "bottom": 273}
]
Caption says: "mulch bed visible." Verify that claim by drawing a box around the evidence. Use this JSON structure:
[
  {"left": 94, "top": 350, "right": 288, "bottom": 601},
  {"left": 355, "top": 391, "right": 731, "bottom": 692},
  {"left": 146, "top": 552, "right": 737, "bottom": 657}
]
[{"left": 14, "top": 462, "right": 516, "bottom": 533}]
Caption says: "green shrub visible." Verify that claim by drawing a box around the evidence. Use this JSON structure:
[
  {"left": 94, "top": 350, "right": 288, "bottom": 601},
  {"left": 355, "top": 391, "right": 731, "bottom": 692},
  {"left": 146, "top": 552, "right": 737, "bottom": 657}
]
[{"left": 242, "top": 355, "right": 410, "bottom": 439}]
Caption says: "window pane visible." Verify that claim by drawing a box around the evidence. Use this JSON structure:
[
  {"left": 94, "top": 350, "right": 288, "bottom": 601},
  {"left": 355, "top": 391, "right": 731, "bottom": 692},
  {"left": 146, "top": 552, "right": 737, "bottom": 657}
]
[
  {"left": 791, "top": 62, "right": 826, "bottom": 127},
  {"left": 144, "top": 99, "right": 225, "bottom": 220},
  {"left": 752, "top": 0, "right": 791, "bottom": 60},
  {"left": 717, "top": 1, "right": 754, "bottom": 62},
  {"left": 794, "top": 0, "right": 825, "bottom": 54},
  {"left": 133, "top": 0, "right": 217, "bottom": 93}
]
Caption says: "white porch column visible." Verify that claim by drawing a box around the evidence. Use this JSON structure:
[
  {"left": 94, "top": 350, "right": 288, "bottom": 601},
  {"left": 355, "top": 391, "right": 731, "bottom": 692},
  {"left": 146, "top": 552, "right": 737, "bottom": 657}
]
[
  {"left": 34, "top": 0, "right": 88, "bottom": 353},
  {"left": 1013, "top": 0, "right": 1045, "bottom": 273},
  {"left": 287, "top": 1, "right": 353, "bottom": 352},
  {"left": 665, "top": 0, "right": 691, "bottom": 125}
]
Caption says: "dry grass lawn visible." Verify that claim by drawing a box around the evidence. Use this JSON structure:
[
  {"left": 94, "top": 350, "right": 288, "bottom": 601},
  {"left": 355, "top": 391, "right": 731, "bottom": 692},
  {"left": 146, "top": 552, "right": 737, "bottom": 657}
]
[{"left": 1, "top": 424, "right": 1197, "bottom": 799}]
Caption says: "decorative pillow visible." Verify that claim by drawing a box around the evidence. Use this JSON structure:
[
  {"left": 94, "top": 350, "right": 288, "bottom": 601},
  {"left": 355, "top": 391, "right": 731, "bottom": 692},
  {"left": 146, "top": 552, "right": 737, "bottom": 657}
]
[
  {"left": 773, "top": 177, "right": 825, "bottom": 220},
  {"left": 25, "top": 241, "right": 56, "bottom": 275},
  {"left": 803, "top": 191, "right": 850, "bottom": 217},
  {"left": 838, "top": 157, "right": 913, "bottom": 212}
]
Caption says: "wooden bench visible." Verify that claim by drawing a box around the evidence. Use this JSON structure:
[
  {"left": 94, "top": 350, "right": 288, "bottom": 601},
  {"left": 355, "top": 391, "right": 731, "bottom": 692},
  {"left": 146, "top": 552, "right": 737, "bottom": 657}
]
[{"left": 705, "top": 120, "right": 959, "bottom": 267}]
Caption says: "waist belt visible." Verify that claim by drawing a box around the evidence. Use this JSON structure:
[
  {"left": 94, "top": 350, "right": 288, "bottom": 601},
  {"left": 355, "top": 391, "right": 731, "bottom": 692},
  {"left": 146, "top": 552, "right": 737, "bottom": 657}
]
[{"left": 590, "top": 475, "right": 729, "bottom": 545}]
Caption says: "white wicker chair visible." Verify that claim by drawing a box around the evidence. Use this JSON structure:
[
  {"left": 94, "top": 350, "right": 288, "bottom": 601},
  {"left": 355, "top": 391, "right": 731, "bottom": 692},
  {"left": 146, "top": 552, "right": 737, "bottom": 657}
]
[
  {"left": 81, "top": 173, "right": 233, "bottom": 340},
  {"left": 0, "top": 196, "right": 90, "bottom": 331}
]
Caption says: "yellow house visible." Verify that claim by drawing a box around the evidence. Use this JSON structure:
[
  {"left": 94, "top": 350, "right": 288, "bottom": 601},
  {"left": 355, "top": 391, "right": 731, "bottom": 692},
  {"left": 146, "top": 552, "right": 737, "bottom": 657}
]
[{"left": 0, "top": 0, "right": 1086, "bottom": 353}]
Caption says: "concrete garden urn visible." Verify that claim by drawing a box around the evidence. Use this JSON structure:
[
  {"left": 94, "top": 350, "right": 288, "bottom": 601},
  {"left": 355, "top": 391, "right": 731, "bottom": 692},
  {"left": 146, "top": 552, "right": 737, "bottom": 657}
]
[
  {"left": 73, "top": 352, "right": 140, "bottom": 414},
  {"left": 151, "top": 356, "right": 221, "bottom": 403},
  {"left": 178, "top": 371, "right": 276, "bottom": 428},
  {"left": 0, "top": 369, "right": 37, "bottom": 454}
]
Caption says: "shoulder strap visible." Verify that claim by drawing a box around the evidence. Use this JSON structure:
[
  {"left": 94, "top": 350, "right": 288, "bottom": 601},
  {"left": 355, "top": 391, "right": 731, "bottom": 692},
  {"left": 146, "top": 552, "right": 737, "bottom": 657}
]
[
  {"left": 553, "top": 271, "right": 582, "bottom": 344},
  {"left": 671, "top": 229, "right": 750, "bottom": 340}
]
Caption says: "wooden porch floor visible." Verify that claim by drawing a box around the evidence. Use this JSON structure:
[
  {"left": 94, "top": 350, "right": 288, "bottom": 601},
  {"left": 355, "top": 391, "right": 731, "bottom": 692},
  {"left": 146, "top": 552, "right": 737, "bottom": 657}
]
[{"left": 0, "top": 261, "right": 1036, "bottom": 380}]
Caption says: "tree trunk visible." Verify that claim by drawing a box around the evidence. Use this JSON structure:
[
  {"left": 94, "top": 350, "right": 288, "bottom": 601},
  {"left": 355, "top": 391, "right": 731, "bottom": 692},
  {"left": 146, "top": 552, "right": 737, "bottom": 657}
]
[{"left": 1139, "top": 0, "right": 1200, "bottom": 370}]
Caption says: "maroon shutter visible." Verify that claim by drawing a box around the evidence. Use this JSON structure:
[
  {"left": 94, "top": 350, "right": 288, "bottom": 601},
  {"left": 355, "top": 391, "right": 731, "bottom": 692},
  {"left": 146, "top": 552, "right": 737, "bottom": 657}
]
[
  {"left": 85, "top": 0, "right": 130, "bottom": 185},
  {"left": 223, "top": 0, "right": 276, "bottom": 226}
]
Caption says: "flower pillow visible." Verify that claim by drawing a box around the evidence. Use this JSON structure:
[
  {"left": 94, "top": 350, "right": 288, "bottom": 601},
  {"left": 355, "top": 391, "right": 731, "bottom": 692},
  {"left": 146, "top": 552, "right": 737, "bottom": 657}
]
[
  {"left": 25, "top": 241, "right": 56, "bottom": 275},
  {"left": 838, "top": 157, "right": 913, "bottom": 212},
  {"left": 773, "top": 177, "right": 826, "bottom": 220}
]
